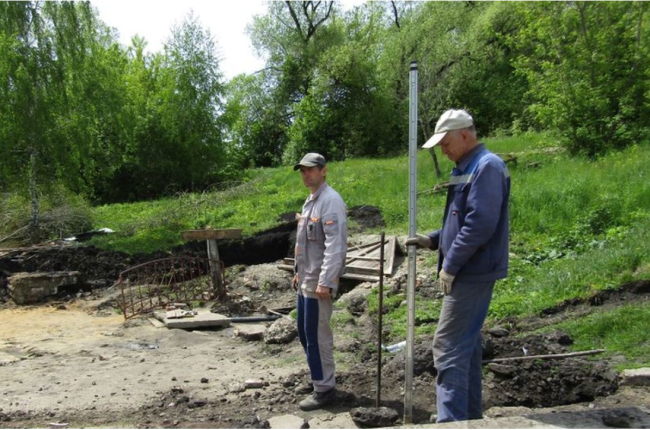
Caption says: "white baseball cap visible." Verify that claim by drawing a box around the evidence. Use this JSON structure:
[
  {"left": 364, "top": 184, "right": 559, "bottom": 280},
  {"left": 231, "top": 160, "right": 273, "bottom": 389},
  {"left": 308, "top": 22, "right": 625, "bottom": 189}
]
[{"left": 422, "top": 109, "right": 474, "bottom": 148}]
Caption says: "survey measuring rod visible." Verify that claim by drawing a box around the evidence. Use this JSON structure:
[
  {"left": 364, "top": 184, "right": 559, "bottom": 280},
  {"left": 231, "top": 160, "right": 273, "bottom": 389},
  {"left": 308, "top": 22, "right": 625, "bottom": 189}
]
[{"left": 404, "top": 60, "right": 418, "bottom": 424}]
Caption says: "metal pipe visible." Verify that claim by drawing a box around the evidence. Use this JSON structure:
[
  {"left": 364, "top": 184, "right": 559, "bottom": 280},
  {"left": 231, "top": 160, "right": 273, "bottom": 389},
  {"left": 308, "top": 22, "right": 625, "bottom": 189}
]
[
  {"left": 404, "top": 60, "right": 418, "bottom": 424},
  {"left": 376, "top": 232, "right": 385, "bottom": 408}
]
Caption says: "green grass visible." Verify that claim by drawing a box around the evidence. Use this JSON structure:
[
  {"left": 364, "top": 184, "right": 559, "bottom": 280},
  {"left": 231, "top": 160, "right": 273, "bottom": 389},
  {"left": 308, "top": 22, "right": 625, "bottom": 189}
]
[
  {"left": 366, "top": 289, "right": 442, "bottom": 343},
  {"left": 538, "top": 303, "right": 650, "bottom": 369}
]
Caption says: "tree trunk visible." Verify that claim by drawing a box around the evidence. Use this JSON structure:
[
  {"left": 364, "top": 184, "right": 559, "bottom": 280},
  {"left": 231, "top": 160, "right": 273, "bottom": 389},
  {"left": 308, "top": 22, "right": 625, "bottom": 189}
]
[
  {"left": 420, "top": 123, "right": 442, "bottom": 179},
  {"left": 29, "top": 149, "right": 40, "bottom": 243}
]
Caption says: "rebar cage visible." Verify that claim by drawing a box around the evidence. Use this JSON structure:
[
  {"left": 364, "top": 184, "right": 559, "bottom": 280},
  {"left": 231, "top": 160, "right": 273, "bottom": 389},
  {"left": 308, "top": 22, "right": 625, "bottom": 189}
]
[{"left": 115, "top": 256, "right": 225, "bottom": 320}]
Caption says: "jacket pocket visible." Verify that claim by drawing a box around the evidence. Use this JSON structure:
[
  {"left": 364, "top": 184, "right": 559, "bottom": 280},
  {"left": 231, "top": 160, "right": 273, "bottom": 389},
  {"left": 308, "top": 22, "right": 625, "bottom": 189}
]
[{"left": 307, "top": 217, "right": 324, "bottom": 242}]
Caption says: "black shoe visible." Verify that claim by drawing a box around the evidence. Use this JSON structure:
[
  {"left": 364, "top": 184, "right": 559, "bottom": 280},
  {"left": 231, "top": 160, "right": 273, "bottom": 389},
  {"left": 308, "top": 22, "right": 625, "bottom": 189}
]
[
  {"left": 294, "top": 382, "right": 314, "bottom": 395},
  {"left": 298, "top": 388, "right": 336, "bottom": 411}
]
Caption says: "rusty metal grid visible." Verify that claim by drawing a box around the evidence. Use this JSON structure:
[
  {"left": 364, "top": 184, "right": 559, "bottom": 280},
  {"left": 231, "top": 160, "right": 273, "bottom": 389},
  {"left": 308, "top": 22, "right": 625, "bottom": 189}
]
[{"left": 115, "top": 256, "right": 225, "bottom": 320}]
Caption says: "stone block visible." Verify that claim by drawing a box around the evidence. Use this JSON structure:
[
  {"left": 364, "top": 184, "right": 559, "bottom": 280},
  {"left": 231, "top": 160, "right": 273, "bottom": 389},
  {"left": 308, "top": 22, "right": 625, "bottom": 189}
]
[
  {"left": 620, "top": 368, "right": 650, "bottom": 386},
  {"left": 267, "top": 414, "right": 308, "bottom": 429},
  {"left": 8, "top": 271, "right": 81, "bottom": 305},
  {"left": 232, "top": 323, "right": 266, "bottom": 341}
]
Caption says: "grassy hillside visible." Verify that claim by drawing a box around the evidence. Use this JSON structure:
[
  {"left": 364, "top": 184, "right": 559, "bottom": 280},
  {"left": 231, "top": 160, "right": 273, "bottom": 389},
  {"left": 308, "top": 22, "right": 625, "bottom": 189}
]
[{"left": 89, "top": 132, "right": 650, "bottom": 366}]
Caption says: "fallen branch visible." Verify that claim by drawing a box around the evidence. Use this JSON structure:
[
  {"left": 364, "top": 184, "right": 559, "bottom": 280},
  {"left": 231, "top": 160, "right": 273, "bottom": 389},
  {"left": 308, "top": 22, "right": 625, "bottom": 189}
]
[
  {"left": 482, "top": 349, "right": 605, "bottom": 364},
  {"left": 0, "top": 225, "right": 29, "bottom": 244}
]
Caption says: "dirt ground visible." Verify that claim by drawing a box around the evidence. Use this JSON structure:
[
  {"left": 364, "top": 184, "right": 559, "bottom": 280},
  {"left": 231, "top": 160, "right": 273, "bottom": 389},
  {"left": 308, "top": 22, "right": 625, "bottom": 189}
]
[{"left": 2, "top": 234, "right": 650, "bottom": 428}]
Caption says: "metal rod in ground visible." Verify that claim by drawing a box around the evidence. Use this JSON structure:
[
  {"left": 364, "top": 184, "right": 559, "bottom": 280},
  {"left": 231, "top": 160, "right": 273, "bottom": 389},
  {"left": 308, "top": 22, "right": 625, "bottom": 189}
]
[
  {"left": 376, "top": 232, "right": 385, "bottom": 408},
  {"left": 404, "top": 60, "right": 418, "bottom": 424},
  {"left": 483, "top": 349, "right": 606, "bottom": 364}
]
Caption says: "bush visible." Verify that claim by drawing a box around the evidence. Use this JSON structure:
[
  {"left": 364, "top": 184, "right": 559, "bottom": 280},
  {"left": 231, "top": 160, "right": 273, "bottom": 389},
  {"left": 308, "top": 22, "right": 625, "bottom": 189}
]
[{"left": 0, "top": 185, "right": 93, "bottom": 245}]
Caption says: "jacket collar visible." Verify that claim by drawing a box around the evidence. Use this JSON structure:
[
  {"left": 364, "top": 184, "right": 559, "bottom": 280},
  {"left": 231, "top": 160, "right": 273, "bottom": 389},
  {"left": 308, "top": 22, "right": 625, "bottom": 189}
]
[
  {"left": 456, "top": 143, "right": 485, "bottom": 173},
  {"left": 309, "top": 182, "right": 329, "bottom": 201}
]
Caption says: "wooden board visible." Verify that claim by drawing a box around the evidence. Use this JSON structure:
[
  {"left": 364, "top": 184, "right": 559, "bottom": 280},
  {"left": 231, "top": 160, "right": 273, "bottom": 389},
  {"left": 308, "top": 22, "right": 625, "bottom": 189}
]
[
  {"left": 181, "top": 229, "right": 243, "bottom": 241},
  {"left": 279, "top": 235, "right": 397, "bottom": 281}
]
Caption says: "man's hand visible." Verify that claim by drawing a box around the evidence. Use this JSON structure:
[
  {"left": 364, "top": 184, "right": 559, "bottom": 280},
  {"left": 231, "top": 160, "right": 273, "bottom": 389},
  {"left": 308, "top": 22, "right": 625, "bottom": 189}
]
[
  {"left": 439, "top": 269, "right": 455, "bottom": 295},
  {"left": 292, "top": 274, "right": 300, "bottom": 291},
  {"left": 315, "top": 285, "right": 331, "bottom": 300},
  {"left": 405, "top": 234, "right": 432, "bottom": 249}
]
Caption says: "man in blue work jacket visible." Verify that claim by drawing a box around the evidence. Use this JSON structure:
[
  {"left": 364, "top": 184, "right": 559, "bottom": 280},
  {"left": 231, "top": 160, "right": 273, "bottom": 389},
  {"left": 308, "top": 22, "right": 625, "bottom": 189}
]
[
  {"left": 292, "top": 152, "right": 347, "bottom": 411},
  {"left": 407, "top": 109, "right": 510, "bottom": 423}
]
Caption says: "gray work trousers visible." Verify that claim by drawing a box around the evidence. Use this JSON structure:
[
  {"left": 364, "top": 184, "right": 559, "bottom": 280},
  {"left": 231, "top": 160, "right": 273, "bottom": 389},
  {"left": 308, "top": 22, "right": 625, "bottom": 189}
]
[
  {"left": 296, "top": 287, "right": 335, "bottom": 392},
  {"left": 433, "top": 279, "right": 495, "bottom": 422}
]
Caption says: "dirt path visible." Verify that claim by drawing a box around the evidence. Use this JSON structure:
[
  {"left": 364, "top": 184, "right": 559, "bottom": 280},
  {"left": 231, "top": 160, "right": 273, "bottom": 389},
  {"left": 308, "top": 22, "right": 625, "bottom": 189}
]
[{"left": 0, "top": 299, "right": 304, "bottom": 428}]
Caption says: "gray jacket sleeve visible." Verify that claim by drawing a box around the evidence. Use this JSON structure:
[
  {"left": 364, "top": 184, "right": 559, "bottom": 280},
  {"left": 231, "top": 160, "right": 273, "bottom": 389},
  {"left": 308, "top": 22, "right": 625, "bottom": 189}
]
[{"left": 318, "top": 197, "right": 347, "bottom": 291}]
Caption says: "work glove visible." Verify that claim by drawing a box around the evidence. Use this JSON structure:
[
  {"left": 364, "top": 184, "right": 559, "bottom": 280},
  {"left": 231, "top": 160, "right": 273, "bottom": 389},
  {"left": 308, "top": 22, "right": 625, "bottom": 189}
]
[
  {"left": 438, "top": 269, "right": 455, "bottom": 295},
  {"left": 405, "top": 234, "right": 432, "bottom": 249}
]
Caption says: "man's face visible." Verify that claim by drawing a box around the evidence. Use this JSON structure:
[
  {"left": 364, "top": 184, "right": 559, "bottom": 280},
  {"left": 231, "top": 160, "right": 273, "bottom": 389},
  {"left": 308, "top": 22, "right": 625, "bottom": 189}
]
[
  {"left": 300, "top": 165, "right": 326, "bottom": 189},
  {"left": 439, "top": 129, "right": 473, "bottom": 163}
]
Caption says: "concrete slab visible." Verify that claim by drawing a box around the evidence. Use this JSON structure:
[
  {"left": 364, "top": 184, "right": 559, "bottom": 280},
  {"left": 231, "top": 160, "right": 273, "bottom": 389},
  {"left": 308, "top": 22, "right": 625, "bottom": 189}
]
[
  {"left": 621, "top": 368, "right": 650, "bottom": 386},
  {"left": 153, "top": 309, "right": 230, "bottom": 329},
  {"left": 267, "top": 414, "right": 308, "bottom": 429},
  {"left": 148, "top": 317, "right": 165, "bottom": 328},
  {"left": 9, "top": 271, "right": 81, "bottom": 304},
  {"left": 308, "top": 412, "right": 359, "bottom": 429}
]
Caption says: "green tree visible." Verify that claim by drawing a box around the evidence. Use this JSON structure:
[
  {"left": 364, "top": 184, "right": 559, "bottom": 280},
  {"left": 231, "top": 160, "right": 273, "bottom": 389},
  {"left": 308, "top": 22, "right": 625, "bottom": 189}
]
[
  {"left": 379, "top": 2, "right": 526, "bottom": 178},
  {"left": 0, "top": 1, "right": 111, "bottom": 237},
  {"left": 107, "top": 12, "right": 226, "bottom": 201},
  {"left": 223, "top": 73, "right": 287, "bottom": 170},
  {"left": 284, "top": 3, "right": 397, "bottom": 163},
  {"left": 511, "top": 1, "right": 650, "bottom": 156},
  {"left": 246, "top": 1, "right": 339, "bottom": 166}
]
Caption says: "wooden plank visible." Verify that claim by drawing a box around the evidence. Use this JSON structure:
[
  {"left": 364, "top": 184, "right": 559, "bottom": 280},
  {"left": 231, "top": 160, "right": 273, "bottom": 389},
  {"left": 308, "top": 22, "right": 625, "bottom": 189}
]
[
  {"left": 346, "top": 241, "right": 384, "bottom": 265},
  {"left": 181, "top": 229, "right": 243, "bottom": 241},
  {"left": 277, "top": 264, "right": 379, "bottom": 282},
  {"left": 383, "top": 236, "right": 396, "bottom": 276},
  {"left": 207, "top": 239, "right": 226, "bottom": 300},
  {"left": 280, "top": 261, "right": 376, "bottom": 277},
  {"left": 282, "top": 235, "right": 397, "bottom": 277},
  {"left": 341, "top": 273, "right": 380, "bottom": 282}
]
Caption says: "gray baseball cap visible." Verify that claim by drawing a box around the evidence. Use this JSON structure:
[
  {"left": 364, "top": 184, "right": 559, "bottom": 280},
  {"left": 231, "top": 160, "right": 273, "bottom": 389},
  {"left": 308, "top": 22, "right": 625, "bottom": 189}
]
[{"left": 293, "top": 153, "right": 327, "bottom": 171}]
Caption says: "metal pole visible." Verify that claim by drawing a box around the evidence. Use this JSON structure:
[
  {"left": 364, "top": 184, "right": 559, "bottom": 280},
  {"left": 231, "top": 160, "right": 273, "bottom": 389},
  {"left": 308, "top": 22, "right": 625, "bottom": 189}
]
[
  {"left": 376, "top": 232, "right": 385, "bottom": 408},
  {"left": 404, "top": 60, "right": 418, "bottom": 424}
]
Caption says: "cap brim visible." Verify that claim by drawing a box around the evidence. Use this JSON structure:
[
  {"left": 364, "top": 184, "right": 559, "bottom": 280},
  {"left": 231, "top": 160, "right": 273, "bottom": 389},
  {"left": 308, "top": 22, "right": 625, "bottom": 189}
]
[
  {"left": 293, "top": 162, "right": 318, "bottom": 171},
  {"left": 422, "top": 132, "right": 446, "bottom": 149}
]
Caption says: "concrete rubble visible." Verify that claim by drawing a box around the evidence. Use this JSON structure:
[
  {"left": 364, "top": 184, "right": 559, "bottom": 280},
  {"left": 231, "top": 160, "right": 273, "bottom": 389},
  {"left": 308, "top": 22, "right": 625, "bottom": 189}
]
[
  {"left": 233, "top": 323, "right": 266, "bottom": 341},
  {"left": 264, "top": 317, "right": 298, "bottom": 344},
  {"left": 621, "top": 368, "right": 650, "bottom": 386},
  {"left": 8, "top": 271, "right": 81, "bottom": 304},
  {"left": 267, "top": 414, "right": 309, "bottom": 429}
]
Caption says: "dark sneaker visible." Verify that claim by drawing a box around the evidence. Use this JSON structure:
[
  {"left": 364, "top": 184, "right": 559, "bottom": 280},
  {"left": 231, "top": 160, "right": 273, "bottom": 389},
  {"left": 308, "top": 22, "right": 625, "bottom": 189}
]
[
  {"left": 298, "top": 388, "right": 335, "bottom": 411},
  {"left": 294, "top": 382, "right": 314, "bottom": 395}
]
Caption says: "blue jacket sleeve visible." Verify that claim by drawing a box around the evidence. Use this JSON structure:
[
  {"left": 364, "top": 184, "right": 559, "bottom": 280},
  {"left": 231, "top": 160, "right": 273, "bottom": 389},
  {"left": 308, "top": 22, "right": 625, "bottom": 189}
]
[
  {"left": 442, "top": 157, "right": 506, "bottom": 275},
  {"left": 427, "top": 230, "right": 441, "bottom": 251}
]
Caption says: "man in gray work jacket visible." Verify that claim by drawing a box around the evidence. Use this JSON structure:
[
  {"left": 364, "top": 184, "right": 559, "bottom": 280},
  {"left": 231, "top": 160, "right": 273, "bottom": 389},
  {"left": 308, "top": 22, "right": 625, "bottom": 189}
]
[
  {"left": 407, "top": 109, "right": 510, "bottom": 423},
  {"left": 292, "top": 152, "right": 347, "bottom": 411}
]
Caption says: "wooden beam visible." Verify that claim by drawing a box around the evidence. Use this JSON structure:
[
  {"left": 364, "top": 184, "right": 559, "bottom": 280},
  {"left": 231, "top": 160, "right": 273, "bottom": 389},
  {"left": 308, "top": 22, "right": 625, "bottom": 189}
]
[
  {"left": 278, "top": 262, "right": 381, "bottom": 280},
  {"left": 181, "top": 229, "right": 243, "bottom": 241}
]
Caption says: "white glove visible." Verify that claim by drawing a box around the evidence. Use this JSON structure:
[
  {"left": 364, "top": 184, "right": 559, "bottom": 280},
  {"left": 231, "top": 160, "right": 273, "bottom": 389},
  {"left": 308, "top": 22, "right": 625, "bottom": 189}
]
[
  {"left": 439, "top": 269, "right": 455, "bottom": 295},
  {"left": 405, "top": 234, "right": 432, "bottom": 249}
]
